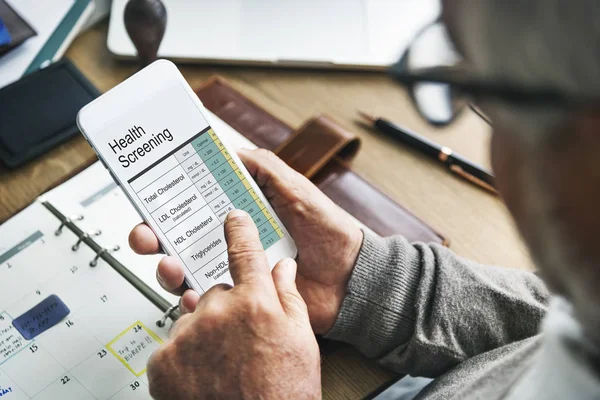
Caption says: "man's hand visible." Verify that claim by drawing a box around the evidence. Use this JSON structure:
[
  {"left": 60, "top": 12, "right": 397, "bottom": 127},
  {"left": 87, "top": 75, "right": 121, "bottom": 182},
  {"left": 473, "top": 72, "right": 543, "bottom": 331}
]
[
  {"left": 129, "top": 149, "right": 363, "bottom": 333},
  {"left": 147, "top": 210, "right": 321, "bottom": 399}
]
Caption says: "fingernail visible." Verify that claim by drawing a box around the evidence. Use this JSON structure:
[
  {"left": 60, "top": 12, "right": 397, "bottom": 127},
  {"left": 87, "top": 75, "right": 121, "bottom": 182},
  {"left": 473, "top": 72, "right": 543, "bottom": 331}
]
[
  {"left": 179, "top": 297, "right": 187, "bottom": 314},
  {"left": 156, "top": 269, "right": 165, "bottom": 286},
  {"left": 226, "top": 209, "right": 248, "bottom": 221},
  {"left": 280, "top": 258, "right": 297, "bottom": 280}
]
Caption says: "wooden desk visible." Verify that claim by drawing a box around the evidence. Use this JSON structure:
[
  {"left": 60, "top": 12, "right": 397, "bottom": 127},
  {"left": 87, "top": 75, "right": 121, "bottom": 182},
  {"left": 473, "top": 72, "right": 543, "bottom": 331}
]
[{"left": 0, "top": 22, "right": 532, "bottom": 399}]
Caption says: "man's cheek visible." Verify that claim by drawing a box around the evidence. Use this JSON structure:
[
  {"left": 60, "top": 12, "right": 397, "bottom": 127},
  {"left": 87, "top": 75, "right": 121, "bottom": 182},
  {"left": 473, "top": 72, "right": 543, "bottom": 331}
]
[
  {"left": 491, "top": 132, "right": 515, "bottom": 206},
  {"left": 491, "top": 130, "right": 536, "bottom": 233}
]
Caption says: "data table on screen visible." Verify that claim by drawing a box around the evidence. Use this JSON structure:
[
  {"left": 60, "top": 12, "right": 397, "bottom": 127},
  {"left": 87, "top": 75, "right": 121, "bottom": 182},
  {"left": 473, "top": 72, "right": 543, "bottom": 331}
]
[{"left": 129, "top": 128, "right": 284, "bottom": 291}]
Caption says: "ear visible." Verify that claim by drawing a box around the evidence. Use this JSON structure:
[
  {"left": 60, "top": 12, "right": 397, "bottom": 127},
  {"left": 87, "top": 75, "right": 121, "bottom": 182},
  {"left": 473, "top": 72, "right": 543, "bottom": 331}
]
[
  {"left": 539, "top": 110, "right": 600, "bottom": 263},
  {"left": 544, "top": 110, "right": 600, "bottom": 334}
]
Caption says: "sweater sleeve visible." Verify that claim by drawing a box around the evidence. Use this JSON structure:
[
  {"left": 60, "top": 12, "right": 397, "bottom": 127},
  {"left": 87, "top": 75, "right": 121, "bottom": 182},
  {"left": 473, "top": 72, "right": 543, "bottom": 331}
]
[{"left": 324, "top": 231, "right": 550, "bottom": 377}]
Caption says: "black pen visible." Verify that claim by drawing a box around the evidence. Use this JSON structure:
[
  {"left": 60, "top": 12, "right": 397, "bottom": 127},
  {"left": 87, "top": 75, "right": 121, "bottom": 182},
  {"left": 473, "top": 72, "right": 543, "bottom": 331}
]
[{"left": 358, "top": 111, "right": 498, "bottom": 194}]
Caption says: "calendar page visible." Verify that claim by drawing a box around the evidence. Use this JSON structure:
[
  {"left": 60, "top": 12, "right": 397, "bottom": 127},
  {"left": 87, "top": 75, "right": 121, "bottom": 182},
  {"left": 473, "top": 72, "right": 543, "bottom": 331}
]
[{"left": 0, "top": 202, "right": 171, "bottom": 399}]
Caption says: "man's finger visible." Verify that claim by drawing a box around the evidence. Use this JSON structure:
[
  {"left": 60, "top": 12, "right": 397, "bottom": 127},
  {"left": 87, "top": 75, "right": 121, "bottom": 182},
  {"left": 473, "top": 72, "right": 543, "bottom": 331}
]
[
  {"left": 167, "top": 312, "right": 192, "bottom": 338},
  {"left": 224, "top": 209, "right": 272, "bottom": 286},
  {"left": 238, "top": 149, "right": 304, "bottom": 199},
  {"left": 157, "top": 256, "right": 187, "bottom": 295},
  {"left": 129, "top": 223, "right": 162, "bottom": 255},
  {"left": 178, "top": 289, "right": 200, "bottom": 314},
  {"left": 271, "top": 258, "right": 308, "bottom": 320}
]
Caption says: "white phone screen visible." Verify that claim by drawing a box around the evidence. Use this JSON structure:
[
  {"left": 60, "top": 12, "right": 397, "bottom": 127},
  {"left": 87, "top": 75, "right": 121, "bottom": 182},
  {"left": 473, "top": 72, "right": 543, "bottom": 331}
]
[{"left": 93, "top": 82, "right": 287, "bottom": 293}]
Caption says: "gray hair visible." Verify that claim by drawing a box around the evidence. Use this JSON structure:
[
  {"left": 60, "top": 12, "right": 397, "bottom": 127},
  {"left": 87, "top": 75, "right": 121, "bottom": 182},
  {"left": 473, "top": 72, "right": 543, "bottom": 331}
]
[
  {"left": 453, "top": 0, "right": 600, "bottom": 335},
  {"left": 451, "top": 0, "right": 599, "bottom": 140}
]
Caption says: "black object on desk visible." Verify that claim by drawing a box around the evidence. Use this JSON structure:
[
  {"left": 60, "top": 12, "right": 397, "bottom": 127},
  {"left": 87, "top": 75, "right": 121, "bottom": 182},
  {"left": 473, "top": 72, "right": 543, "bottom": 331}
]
[
  {"left": 358, "top": 111, "right": 497, "bottom": 194},
  {"left": 0, "top": 58, "right": 99, "bottom": 169},
  {"left": 0, "top": 0, "right": 36, "bottom": 57},
  {"left": 124, "top": 0, "right": 167, "bottom": 68}
]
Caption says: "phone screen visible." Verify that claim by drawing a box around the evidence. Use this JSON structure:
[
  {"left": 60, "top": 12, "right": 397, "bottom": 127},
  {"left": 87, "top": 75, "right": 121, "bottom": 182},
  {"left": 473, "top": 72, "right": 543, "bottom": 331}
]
[{"left": 92, "top": 82, "right": 287, "bottom": 293}]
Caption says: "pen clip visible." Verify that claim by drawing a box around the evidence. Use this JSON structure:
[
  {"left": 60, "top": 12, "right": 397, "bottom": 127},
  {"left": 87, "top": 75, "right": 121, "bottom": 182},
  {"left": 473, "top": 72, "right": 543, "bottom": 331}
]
[{"left": 449, "top": 164, "right": 499, "bottom": 195}]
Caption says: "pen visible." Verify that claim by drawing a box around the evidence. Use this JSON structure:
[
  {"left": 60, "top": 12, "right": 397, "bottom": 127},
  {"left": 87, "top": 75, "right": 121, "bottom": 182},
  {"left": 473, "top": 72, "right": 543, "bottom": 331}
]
[{"left": 358, "top": 111, "right": 498, "bottom": 194}]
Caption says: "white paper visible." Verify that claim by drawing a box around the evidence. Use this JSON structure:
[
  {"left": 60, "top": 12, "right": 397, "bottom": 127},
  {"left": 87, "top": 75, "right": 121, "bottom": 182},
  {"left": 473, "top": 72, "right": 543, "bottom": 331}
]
[{"left": 0, "top": 202, "right": 169, "bottom": 399}]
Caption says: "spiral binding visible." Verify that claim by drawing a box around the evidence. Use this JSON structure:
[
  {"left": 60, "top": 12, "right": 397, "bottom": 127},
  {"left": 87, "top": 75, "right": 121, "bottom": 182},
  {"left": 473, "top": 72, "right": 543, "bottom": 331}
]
[
  {"left": 156, "top": 305, "right": 180, "bottom": 327},
  {"left": 71, "top": 229, "right": 102, "bottom": 251},
  {"left": 89, "top": 245, "right": 121, "bottom": 267},
  {"left": 55, "top": 215, "right": 84, "bottom": 236},
  {"left": 45, "top": 201, "right": 179, "bottom": 325}
]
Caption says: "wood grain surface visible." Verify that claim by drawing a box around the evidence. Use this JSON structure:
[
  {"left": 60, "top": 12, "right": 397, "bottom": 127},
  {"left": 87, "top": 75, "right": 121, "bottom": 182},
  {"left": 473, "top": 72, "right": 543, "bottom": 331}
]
[{"left": 0, "top": 21, "right": 533, "bottom": 399}]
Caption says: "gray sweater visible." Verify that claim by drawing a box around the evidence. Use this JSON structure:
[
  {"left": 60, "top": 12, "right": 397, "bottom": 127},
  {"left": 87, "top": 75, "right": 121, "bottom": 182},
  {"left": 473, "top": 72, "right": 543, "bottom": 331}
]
[{"left": 325, "top": 232, "right": 600, "bottom": 399}]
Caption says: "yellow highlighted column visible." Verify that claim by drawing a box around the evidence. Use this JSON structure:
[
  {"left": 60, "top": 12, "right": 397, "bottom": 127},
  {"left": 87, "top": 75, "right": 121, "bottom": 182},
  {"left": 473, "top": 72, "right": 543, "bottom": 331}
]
[
  {"left": 262, "top": 208, "right": 274, "bottom": 220},
  {"left": 268, "top": 218, "right": 279, "bottom": 231},
  {"left": 235, "top": 168, "right": 245, "bottom": 180},
  {"left": 255, "top": 198, "right": 266, "bottom": 210},
  {"left": 214, "top": 138, "right": 225, "bottom": 151}
]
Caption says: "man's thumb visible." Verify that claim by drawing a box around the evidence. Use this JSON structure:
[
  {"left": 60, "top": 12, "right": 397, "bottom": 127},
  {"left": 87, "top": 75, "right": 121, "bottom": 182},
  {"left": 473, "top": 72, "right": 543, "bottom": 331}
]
[{"left": 271, "top": 258, "right": 307, "bottom": 319}]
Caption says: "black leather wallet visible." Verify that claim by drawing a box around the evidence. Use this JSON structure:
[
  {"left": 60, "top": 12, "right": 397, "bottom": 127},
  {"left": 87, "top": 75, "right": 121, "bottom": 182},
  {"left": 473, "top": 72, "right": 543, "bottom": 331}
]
[{"left": 0, "top": 59, "right": 99, "bottom": 169}]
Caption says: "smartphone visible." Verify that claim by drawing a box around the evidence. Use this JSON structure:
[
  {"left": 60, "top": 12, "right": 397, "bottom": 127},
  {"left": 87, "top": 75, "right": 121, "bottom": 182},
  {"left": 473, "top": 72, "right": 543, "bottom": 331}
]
[{"left": 77, "top": 60, "right": 297, "bottom": 295}]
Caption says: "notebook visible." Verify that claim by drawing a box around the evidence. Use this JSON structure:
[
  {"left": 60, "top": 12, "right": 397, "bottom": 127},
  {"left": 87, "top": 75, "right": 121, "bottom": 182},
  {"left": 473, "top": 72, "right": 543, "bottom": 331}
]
[{"left": 0, "top": 78, "right": 446, "bottom": 399}]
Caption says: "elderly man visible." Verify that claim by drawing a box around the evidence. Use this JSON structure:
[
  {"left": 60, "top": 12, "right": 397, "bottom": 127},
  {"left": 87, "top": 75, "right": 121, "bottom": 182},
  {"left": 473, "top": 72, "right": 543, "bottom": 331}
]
[{"left": 129, "top": 0, "right": 600, "bottom": 398}]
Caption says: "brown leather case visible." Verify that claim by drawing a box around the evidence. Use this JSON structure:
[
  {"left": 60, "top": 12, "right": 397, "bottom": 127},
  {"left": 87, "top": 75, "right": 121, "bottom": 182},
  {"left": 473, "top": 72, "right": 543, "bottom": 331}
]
[{"left": 196, "top": 77, "right": 447, "bottom": 245}]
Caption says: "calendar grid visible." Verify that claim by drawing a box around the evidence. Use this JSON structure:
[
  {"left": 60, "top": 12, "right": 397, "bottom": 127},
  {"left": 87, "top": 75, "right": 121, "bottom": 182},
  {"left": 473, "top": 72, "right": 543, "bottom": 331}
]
[{"left": 0, "top": 206, "right": 170, "bottom": 399}]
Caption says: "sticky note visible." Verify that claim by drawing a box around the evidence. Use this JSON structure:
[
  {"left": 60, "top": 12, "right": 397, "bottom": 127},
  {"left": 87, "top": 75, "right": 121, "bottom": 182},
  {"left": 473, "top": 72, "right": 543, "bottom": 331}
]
[
  {"left": 12, "top": 295, "right": 70, "bottom": 340},
  {"left": 107, "top": 321, "right": 163, "bottom": 376}
]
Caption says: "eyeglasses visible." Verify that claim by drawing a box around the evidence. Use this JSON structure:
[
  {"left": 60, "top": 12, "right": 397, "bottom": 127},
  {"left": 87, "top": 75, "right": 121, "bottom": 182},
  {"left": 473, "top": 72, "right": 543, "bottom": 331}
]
[
  {"left": 389, "top": 65, "right": 596, "bottom": 110},
  {"left": 393, "top": 21, "right": 594, "bottom": 127}
]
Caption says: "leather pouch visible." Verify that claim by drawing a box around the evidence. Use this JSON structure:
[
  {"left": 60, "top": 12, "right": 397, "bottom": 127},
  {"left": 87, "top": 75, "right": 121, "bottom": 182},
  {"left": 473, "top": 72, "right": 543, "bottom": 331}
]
[{"left": 196, "top": 77, "right": 447, "bottom": 245}]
